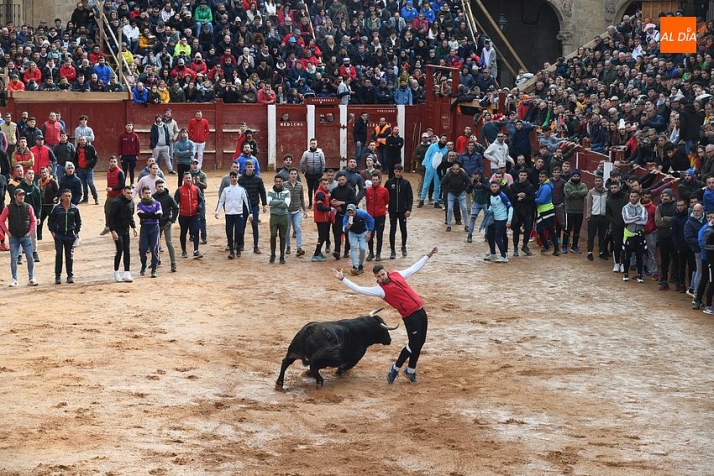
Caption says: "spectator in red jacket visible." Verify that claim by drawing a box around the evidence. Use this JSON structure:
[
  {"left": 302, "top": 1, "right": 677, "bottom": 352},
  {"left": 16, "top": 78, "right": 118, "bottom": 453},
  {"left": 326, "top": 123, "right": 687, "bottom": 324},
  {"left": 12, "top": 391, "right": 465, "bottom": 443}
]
[
  {"left": 257, "top": 83, "right": 277, "bottom": 104},
  {"left": 23, "top": 63, "right": 43, "bottom": 85},
  {"left": 59, "top": 58, "right": 77, "bottom": 83}
]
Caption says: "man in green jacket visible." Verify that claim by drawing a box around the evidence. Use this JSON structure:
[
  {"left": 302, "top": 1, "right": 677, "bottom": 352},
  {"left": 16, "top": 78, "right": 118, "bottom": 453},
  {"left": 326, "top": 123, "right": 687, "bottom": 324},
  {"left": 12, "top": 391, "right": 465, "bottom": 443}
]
[
  {"left": 563, "top": 169, "right": 588, "bottom": 254},
  {"left": 267, "top": 175, "right": 291, "bottom": 264}
]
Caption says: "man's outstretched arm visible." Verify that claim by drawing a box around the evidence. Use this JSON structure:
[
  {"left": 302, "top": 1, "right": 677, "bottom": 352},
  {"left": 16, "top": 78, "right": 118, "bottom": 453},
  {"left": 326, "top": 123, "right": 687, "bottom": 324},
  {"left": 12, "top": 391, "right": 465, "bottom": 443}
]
[
  {"left": 399, "top": 246, "right": 438, "bottom": 279},
  {"left": 331, "top": 268, "right": 386, "bottom": 298}
]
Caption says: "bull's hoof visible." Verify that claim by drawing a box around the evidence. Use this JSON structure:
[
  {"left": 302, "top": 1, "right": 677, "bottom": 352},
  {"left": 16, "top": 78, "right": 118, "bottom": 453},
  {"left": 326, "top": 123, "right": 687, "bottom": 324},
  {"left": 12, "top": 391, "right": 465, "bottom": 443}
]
[
  {"left": 336, "top": 368, "right": 347, "bottom": 377},
  {"left": 275, "top": 381, "right": 284, "bottom": 391},
  {"left": 315, "top": 378, "right": 324, "bottom": 387}
]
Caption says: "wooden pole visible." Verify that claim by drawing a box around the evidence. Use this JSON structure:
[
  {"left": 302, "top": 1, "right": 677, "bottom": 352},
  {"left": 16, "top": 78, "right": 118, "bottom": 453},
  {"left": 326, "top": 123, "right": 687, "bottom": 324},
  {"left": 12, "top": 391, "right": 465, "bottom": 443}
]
[{"left": 472, "top": 0, "right": 528, "bottom": 72}]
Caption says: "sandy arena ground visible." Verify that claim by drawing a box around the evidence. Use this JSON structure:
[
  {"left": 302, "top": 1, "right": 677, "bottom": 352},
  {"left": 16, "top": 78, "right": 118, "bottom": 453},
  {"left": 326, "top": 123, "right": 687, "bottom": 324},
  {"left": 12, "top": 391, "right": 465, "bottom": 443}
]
[{"left": 1, "top": 171, "right": 713, "bottom": 475}]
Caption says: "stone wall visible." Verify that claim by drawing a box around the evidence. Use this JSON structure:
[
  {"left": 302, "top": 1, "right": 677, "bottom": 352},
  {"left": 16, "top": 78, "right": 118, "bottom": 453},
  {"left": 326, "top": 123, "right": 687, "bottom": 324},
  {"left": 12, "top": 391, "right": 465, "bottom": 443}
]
[{"left": 20, "top": 0, "right": 75, "bottom": 28}]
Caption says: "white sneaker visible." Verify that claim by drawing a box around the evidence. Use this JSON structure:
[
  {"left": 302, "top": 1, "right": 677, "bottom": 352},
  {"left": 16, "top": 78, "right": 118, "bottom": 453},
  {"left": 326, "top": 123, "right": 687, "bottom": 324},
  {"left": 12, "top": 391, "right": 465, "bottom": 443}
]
[
  {"left": 8, "top": 280, "right": 17, "bottom": 287},
  {"left": 123, "top": 271, "right": 133, "bottom": 282},
  {"left": 29, "top": 278, "right": 39, "bottom": 286},
  {"left": 495, "top": 255, "right": 508, "bottom": 263},
  {"left": 114, "top": 271, "right": 123, "bottom": 282},
  {"left": 613, "top": 263, "right": 620, "bottom": 272},
  {"left": 483, "top": 254, "right": 496, "bottom": 261}
]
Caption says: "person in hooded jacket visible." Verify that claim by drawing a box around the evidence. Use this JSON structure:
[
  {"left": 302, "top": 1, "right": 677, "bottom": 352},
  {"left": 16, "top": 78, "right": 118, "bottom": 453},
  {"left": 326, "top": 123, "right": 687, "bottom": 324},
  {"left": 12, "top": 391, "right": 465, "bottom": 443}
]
[{"left": 483, "top": 181, "right": 513, "bottom": 263}]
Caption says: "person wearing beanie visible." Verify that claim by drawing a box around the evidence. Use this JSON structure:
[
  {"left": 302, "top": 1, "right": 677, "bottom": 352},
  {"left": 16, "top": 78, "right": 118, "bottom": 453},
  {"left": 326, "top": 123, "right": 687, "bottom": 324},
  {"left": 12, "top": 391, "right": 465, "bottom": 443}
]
[
  {"left": 678, "top": 168, "right": 705, "bottom": 203},
  {"left": 655, "top": 188, "right": 679, "bottom": 290},
  {"left": 563, "top": 169, "right": 588, "bottom": 254}
]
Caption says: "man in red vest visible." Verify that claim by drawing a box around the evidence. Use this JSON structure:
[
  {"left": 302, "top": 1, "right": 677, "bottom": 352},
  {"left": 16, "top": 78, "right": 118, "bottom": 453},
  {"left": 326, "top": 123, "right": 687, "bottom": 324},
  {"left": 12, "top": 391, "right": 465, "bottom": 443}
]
[{"left": 331, "top": 246, "right": 438, "bottom": 384}]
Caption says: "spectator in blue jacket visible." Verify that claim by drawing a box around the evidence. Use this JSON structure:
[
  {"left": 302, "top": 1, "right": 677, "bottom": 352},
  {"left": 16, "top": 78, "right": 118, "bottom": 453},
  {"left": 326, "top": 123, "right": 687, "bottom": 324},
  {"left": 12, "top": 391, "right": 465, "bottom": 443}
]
[{"left": 132, "top": 82, "right": 149, "bottom": 105}]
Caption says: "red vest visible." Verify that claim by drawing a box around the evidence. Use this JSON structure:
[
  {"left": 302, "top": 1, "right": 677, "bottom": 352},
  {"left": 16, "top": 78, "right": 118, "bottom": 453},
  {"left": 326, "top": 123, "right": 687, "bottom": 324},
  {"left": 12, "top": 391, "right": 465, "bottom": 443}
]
[
  {"left": 379, "top": 272, "right": 424, "bottom": 318},
  {"left": 42, "top": 121, "right": 62, "bottom": 146},
  {"left": 178, "top": 184, "right": 200, "bottom": 216},
  {"left": 106, "top": 167, "right": 124, "bottom": 197},
  {"left": 313, "top": 188, "right": 332, "bottom": 223}
]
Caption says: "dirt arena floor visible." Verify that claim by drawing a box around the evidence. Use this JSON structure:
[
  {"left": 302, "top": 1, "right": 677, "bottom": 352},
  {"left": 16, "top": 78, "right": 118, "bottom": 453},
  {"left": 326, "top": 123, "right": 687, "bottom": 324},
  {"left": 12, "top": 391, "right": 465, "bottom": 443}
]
[{"left": 1, "top": 171, "right": 713, "bottom": 475}]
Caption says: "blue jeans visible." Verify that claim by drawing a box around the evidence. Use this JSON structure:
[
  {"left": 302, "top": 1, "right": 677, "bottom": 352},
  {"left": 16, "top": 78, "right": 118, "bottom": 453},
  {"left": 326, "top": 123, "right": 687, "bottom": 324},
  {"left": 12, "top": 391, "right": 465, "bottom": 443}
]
[
  {"left": 286, "top": 210, "right": 303, "bottom": 249},
  {"left": 9, "top": 235, "right": 34, "bottom": 281},
  {"left": 468, "top": 202, "right": 488, "bottom": 234},
  {"left": 420, "top": 166, "right": 441, "bottom": 203},
  {"left": 447, "top": 191, "right": 468, "bottom": 226},
  {"left": 139, "top": 223, "right": 160, "bottom": 271},
  {"left": 348, "top": 230, "right": 368, "bottom": 268},
  {"left": 77, "top": 167, "right": 97, "bottom": 201}
]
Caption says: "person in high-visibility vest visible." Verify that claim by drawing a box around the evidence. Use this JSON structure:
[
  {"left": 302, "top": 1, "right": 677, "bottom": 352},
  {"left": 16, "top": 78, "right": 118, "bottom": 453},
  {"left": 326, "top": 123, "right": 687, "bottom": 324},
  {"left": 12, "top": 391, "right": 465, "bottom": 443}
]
[{"left": 372, "top": 117, "right": 391, "bottom": 169}]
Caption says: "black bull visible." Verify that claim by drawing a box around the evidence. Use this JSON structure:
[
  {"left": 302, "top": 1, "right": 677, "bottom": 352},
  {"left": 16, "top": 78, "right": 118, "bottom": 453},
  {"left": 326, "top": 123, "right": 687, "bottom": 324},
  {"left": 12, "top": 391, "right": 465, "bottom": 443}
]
[{"left": 275, "top": 309, "right": 399, "bottom": 389}]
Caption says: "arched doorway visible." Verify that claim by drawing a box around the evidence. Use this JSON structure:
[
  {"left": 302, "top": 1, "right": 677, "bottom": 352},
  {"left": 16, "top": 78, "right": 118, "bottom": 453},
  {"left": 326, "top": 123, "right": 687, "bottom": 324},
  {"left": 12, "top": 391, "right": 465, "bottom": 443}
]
[{"left": 472, "top": 0, "right": 562, "bottom": 85}]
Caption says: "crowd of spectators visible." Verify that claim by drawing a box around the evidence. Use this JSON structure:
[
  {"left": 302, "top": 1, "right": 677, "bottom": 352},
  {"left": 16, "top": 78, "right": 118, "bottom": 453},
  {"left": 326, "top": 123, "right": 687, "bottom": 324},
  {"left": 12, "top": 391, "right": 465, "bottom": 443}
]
[
  {"left": 471, "top": 8, "right": 714, "bottom": 179},
  {"left": 0, "top": 0, "right": 498, "bottom": 106}
]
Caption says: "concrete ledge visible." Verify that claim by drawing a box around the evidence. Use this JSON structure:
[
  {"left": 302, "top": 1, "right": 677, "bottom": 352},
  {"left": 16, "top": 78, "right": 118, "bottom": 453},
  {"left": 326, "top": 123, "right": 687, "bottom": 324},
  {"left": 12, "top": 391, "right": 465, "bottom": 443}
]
[{"left": 9, "top": 91, "right": 130, "bottom": 103}]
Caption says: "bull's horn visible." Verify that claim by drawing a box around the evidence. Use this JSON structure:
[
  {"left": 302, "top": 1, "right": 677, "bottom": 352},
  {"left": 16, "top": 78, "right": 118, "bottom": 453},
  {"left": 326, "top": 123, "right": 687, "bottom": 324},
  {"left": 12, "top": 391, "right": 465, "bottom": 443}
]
[
  {"left": 368, "top": 308, "right": 385, "bottom": 316},
  {"left": 380, "top": 322, "right": 399, "bottom": 331}
]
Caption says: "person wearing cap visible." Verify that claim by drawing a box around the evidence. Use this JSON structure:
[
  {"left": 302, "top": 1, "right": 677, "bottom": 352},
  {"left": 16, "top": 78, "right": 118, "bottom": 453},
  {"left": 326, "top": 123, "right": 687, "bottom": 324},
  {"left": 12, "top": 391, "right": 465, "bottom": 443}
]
[
  {"left": 342, "top": 203, "right": 374, "bottom": 275},
  {"left": 194, "top": 0, "right": 213, "bottom": 36},
  {"left": 57, "top": 161, "right": 83, "bottom": 205},
  {"left": 30, "top": 134, "right": 57, "bottom": 179},
  {"left": 48, "top": 188, "right": 82, "bottom": 284},
  {"left": 0, "top": 187, "right": 39, "bottom": 286}
]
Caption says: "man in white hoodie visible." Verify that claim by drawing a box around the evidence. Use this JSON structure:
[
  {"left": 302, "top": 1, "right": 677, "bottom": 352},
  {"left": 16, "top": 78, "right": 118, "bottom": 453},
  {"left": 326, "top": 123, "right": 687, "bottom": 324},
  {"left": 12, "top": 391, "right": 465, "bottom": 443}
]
[{"left": 215, "top": 170, "right": 250, "bottom": 259}]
